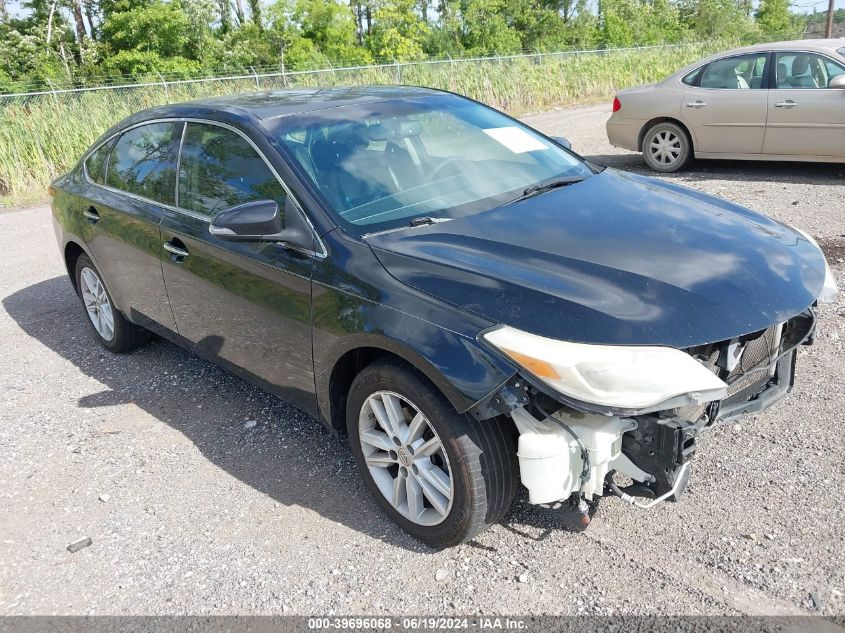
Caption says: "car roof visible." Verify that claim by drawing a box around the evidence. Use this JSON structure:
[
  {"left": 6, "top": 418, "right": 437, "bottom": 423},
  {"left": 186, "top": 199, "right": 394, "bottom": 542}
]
[
  {"left": 126, "top": 85, "right": 443, "bottom": 125},
  {"left": 88, "top": 85, "right": 453, "bottom": 158},
  {"left": 720, "top": 38, "right": 845, "bottom": 55},
  {"left": 191, "top": 85, "right": 445, "bottom": 119},
  {"left": 665, "top": 38, "right": 845, "bottom": 82},
  {"left": 94, "top": 85, "right": 446, "bottom": 145}
]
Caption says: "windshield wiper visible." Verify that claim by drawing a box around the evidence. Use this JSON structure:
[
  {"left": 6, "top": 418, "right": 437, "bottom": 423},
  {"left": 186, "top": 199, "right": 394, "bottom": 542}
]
[
  {"left": 512, "top": 176, "right": 586, "bottom": 203},
  {"left": 409, "top": 216, "right": 451, "bottom": 227}
]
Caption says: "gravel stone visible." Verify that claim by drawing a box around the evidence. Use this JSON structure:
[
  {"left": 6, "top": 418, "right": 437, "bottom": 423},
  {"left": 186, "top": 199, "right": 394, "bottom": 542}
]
[{"left": 66, "top": 537, "right": 92, "bottom": 553}]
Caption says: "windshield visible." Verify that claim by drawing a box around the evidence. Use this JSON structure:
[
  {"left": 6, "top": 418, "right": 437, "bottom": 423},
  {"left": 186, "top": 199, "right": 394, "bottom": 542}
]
[{"left": 271, "top": 94, "right": 594, "bottom": 234}]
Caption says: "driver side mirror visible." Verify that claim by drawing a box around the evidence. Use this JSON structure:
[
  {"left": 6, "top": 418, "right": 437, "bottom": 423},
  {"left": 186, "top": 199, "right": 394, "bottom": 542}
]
[
  {"left": 830, "top": 76, "right": 845, "bottom": 89},
  {"left": 551, "top": 135, "right": 572, "bottom": 150},
  {"left": 209, "top": 198, "right": 315, "bottom": 253}
]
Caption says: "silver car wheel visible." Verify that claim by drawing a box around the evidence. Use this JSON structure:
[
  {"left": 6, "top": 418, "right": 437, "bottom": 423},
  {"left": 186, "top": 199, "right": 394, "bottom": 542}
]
[
  {"left": 649, "top": 130, "right": 682, "bottom": 165},
  {"left": 358, "top": 390, "right": 454, "bottom": 526},
  {"left": 80, "top": 267, "right": 115, "bottom": 342}
]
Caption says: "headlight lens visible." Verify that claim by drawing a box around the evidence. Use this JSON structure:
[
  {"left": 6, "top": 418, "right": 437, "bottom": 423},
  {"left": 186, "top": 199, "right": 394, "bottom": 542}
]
[
  {"left": 483, "top": 326, "right": 727, "bottom": 410},
  {"left": 791, "top": 225, "right": 837, "bottom": 304}
]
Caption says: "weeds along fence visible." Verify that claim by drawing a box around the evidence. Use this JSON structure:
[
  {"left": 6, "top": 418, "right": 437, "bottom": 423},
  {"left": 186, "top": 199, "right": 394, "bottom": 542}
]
[{"left": 0, "top": 41, "right": 725, "bottom": 198}]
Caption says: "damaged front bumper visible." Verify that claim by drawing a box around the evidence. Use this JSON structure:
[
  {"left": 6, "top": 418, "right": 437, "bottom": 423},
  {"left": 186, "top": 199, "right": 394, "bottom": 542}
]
[{"left": 473, "top": 308, "right": 816, "bottom": 511}]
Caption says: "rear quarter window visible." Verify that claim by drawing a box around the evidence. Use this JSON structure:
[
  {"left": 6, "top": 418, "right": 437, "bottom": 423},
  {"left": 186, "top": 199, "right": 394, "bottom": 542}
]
[
  {"left": 681, "top": 67, "right": 702, "bottom": 86},
  {"left": 85, "top": 140, "right": 114, "bottom": 185}
]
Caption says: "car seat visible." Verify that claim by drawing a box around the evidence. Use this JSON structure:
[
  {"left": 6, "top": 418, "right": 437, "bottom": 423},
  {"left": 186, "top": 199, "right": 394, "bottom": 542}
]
[
  {"left": 776, "top": 62, "right": 791, "bottom": 88},
  {"left": 790, "top": 56, "right": 819, "bottom": 88}
]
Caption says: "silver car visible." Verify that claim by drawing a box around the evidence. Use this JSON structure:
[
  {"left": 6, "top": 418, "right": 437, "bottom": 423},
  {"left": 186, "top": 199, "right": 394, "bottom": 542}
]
[{"left": 606, "top": 39, "right": 845, "bottom": 172}]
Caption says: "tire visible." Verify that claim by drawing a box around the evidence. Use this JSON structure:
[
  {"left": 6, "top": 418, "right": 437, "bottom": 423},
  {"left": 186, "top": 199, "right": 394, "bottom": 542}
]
[
  {"left": 346, "top": 359, "right": 518, "bottom": 548},
  {"left": 641, "top": 121, "right": 692, "bottom": 173},
  {"left": 74, "top": 254, "right": 150, "bottom": 353}
]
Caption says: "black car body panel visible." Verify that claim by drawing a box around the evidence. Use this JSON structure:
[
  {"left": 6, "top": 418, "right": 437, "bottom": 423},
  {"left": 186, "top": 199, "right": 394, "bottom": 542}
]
[
  {"left": 309, "top": 227, "right": 516, "bottom": 427},
  {"left": 367, "top": 168, "right": 825, "bottom": 348}
]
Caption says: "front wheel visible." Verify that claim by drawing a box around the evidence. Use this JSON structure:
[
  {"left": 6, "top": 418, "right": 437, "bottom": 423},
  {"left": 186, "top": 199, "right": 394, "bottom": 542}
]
[
  {"left": 642, "top": 121, "right": 692, "bottom": 173},
  {"left": 346, "top": 359, "right": 518, "bottom": 548}
]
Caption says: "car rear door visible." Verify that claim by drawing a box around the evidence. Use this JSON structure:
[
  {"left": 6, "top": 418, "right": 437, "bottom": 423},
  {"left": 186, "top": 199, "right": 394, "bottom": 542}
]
[
  {"left": 159, "top": 120, "right": 316, "bottom": 411},
  {"left": 763, "top": 51, "right": 845, "bottom": 157},
  {"left": 680, "top": 53, "right": 770, "bottom": 155},
  {"left": 81, "top": 121, "right": 180, "bottom": 331}
]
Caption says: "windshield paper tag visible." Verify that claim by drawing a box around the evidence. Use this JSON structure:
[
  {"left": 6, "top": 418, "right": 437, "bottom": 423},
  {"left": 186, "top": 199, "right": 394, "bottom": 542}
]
[{"left": 482, "top": 127, "right": 549, "bottom": 153}]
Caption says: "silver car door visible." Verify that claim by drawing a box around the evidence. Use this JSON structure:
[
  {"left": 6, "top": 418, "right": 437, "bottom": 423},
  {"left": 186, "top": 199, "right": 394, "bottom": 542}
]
[
  {"left": 763, "top": 51, "right": 845, "bottom": 157},
  {"left": 681, "top": 53, "right": 769, "bottom": 155}
]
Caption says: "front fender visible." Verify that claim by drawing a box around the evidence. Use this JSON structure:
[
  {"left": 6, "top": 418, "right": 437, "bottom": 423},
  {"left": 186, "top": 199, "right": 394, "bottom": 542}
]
[
  {"left": 313, "top": 316, "right": 517, "bottom": 426},
  {"left": 311, "top": 230, "right": 517, "bottom": 428}
]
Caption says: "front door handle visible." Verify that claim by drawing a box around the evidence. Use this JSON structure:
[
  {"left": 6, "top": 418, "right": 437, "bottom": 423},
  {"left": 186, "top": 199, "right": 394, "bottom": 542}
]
[
  {"left": 83, "top": 207, "right": 100, "bottom": 223},
  {"left": 163, "top": 241, "right": 190, "bottom": 259},
  {"left": 685, "top": 100, "right": 706, "bottom": 108},
  {"left": 774, "top": 100, "right": 798, "bottom": 108}
]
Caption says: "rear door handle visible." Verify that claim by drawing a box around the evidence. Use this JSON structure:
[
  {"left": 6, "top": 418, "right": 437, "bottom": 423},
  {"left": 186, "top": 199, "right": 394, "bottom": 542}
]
[
  {"left": 83, "top": 207, "right": 99, "bottom": 223},
  {"left": 774, "top": 100, "right": 798, "bottom": 108},
  {"left": 163, "top": 240, "right": 190, "bottom": 259},
  {"left": 685, "top": 100, "right": 706, "bottom": 108}
]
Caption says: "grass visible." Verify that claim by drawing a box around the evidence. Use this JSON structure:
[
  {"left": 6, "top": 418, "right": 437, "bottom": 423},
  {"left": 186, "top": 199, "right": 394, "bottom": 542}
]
[{"left": 0, "top": 41, "right": 726, "bottom": 203}]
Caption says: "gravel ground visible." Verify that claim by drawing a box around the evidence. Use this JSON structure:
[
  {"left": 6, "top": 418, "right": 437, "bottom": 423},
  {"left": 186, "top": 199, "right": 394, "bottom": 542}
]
[{"left": 0, "top": 104, "right": 843, "bottom": 617}]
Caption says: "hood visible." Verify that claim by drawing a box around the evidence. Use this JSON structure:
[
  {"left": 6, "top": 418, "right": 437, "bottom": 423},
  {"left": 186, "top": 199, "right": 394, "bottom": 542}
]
[{"left": 366, "top": 169, "right": 825, "bottom": 348}]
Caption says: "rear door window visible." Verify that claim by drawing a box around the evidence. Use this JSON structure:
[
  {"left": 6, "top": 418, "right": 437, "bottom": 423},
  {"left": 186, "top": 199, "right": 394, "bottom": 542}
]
[
  {"left": 699, "top": 54, "right": 768, "bottom": 89},
  {"left": 106, "top": 122, "right": 178, "bottom": 205},
  {"left": 177, "top": 123, "right": 286, "bottom": 219}
]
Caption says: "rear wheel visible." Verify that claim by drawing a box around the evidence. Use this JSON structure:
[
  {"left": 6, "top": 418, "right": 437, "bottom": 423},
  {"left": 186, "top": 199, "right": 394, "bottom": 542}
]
[
  {"left": 642, "top": 122, "right": 692, "bottom": 173},
  {"left": 346, "top": 359, "right": 518, "bottom": 548},
  {"left": 74, "top": 254, "right": 150, "bottom": 353}
]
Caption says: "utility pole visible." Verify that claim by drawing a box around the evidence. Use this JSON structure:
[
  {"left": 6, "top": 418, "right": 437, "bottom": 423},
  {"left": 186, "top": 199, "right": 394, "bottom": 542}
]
[{"left": 825, "top": 0, "right": 835, "bottom": 37}]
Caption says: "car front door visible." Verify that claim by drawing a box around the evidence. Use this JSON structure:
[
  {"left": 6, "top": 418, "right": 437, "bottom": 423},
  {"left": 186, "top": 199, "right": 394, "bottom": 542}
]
[
  {"left": 681, "top": 53, "right": 770, "bottom": 155},
  {"left": 159, "top": 120, "right": 316, "bottom": 411},
  {"left": 763, "top": 51, "right": 845, "bottom": 157},
  {"left": 82, "top": 121, "right": 180, "bottom": 332}
]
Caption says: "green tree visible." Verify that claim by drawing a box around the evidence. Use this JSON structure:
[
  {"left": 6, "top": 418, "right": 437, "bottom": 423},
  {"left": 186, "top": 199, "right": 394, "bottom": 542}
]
[
  {"left": 368, "top": 0, "right": 428, "bottom": 61},
  {"left": 0, "top": 19, "right": 72, "bottom": 87},
  {"left": 99, "top": 0, "right": 205, "bottom": 76},
  {"left": 678, "top": 0, "right": 758, "bottom": 41},
  {"left": 214, "top": 22, "right": 278, "bottom": 69},
  {"left": 564, "top": 0, "right": 599, "bottom": 48},
  {"left": 755, "top": 0, "right": 795, "bottom": 38},
  {"left": 459, "top": 0, "right": 522, "bottom": 55},
  {"left": 294, "top": 0, "right": 371, "bottom": 64},
  {"left": 101, "top": 1, "right": 193, "bottom": 57},
  {"left": 501, "top": 0, "right": 568, "bottom": 52}
]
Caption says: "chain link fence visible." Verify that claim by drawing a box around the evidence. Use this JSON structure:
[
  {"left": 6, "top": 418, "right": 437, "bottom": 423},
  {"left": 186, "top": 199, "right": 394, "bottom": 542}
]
[
  {"left": 0, "top": 41, "right": 727, "bottom": 198},
  {"left": 0, "top": 43, "right": 713, "bottom": 101}
]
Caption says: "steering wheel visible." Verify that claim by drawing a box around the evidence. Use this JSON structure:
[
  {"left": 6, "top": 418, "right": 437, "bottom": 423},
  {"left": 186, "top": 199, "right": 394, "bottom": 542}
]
[{"left": 428, "top": 158, "right": 465, "bottom": 183}]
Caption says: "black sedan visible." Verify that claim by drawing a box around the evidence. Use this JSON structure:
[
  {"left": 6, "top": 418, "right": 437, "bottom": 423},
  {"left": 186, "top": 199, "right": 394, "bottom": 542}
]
[{"left": 51, "top": 86, "right": 837, "bottom": 547}]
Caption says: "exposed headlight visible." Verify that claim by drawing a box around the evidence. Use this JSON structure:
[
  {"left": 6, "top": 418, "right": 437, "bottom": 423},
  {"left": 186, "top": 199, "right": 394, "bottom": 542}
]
[
  {"left": 483, "top": 326, "right": 727, "bottom": 411},
  {"left": 791, "top": 225, "right": 837, "bottom": 304}
]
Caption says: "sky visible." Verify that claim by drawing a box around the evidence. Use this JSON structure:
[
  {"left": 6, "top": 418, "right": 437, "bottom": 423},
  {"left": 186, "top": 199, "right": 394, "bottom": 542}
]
[{"left": 4, "top": 0, "right": 844, "bottom": 22}]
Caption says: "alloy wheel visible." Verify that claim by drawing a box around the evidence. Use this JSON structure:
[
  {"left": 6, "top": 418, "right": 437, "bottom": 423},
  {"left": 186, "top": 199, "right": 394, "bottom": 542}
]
[
  {"left": 358, "top": 390, "right": 454, "bottom": 526},
  {"left": 648, "top": 130, "right": 682, "bottom": 165},
  {"left": 79, "top": 267, "right": 115, "bottom": 342}
]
